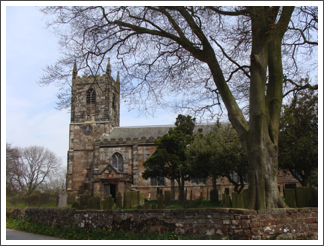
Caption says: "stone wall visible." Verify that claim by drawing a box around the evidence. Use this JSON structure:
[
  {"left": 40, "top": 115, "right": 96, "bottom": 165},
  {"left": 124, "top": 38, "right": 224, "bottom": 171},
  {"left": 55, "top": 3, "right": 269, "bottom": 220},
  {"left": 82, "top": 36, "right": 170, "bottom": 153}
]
[{"left": 7, "top": 207, "right": 318, "bottom": 240}]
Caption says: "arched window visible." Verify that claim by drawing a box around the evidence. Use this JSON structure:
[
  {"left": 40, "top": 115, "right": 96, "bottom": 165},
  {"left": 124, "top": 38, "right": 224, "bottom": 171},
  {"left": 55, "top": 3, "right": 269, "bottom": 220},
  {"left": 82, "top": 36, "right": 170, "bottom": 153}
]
[
  {"left": 86, "top": 88, "right": 96, "bottom": 105},
  {"left": 112, "top": 152, "right": 123, "bottom": 172}
]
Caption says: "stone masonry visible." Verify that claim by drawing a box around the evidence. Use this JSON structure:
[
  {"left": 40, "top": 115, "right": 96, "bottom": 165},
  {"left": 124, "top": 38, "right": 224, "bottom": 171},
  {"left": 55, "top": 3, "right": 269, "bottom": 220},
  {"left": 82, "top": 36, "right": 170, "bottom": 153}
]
[{"left": 7, "top": 207, "right": 318, "bottom": 240}]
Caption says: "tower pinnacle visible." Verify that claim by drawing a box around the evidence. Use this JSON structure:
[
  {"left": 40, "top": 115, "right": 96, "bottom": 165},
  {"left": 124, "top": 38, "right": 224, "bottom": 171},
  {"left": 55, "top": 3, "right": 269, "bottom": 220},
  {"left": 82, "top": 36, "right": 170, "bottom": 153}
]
[
  {"left": 116, "top": 71, "right": 120, "bottom": 83},
  {"left": 72, "top": 60, "right": 77, "bottom": 79},
  {"left": 106, "top": 57, "right": 111, "bottom": 75}
]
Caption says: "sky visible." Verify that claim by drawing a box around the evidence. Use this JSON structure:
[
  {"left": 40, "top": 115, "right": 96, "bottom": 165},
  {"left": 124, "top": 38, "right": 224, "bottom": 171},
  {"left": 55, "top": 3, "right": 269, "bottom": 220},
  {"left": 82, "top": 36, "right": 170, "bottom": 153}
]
[{"left": 4, "top": 5, "right": 180, "bottom": 164}]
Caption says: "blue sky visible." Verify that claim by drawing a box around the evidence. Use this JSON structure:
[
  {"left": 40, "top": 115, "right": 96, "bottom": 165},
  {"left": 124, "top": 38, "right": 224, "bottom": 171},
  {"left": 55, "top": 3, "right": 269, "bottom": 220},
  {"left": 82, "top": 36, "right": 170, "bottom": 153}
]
[{"left": 4, "top": 5, "right": 179, "bottom": 164}]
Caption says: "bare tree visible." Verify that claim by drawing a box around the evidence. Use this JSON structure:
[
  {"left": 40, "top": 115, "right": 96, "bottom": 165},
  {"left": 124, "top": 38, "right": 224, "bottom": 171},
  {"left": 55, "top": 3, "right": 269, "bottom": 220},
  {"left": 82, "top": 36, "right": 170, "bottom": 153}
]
[
  {"left": 36, "top": 163, "right": 66, "bottom": 193},
  {"left": 38, "top": 6, "right": 318, "bottom": 209},
  {"left": 6, "top": 143, "right": 23, "bottom": 196},
  {"left": 6, "top": 144, "right": 62, "bottom": 195}
]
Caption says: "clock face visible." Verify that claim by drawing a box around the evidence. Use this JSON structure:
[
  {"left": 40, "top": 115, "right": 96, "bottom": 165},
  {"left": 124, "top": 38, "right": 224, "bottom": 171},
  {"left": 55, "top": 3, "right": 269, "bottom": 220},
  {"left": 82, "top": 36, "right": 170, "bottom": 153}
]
[{"left": 83, "top": 124, "right": 93, "bottom": 135}]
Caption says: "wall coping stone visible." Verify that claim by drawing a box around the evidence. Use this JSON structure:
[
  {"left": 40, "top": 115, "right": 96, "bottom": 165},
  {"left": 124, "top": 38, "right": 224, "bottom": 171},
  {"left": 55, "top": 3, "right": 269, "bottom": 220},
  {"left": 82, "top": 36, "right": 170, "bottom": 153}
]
[{"left": 7, "top": 207, "right": 318, "bottom": 240}]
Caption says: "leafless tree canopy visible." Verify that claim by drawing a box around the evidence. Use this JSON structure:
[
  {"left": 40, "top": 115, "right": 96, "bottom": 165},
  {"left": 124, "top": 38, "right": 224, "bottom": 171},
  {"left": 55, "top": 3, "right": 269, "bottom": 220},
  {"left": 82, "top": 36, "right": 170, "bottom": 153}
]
[
  {"left": 38, "top": 6, "right": 317, "bottom": 120},
  {"left": 37, "top": 6, "right": 318, "bottom": 210},
  {"left": 6, "top": 143, "right": 22, "bottom": 196},
  {"left": 6, "top": 144, "right": 63, "bottom": 195}
]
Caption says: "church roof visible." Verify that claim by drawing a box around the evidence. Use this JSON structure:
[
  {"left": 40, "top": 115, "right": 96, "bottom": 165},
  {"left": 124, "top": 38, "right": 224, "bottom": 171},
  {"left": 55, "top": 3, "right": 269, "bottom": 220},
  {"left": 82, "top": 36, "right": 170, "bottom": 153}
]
[{"left": 101, "top": 124, "right": 215, "bottom": 143}]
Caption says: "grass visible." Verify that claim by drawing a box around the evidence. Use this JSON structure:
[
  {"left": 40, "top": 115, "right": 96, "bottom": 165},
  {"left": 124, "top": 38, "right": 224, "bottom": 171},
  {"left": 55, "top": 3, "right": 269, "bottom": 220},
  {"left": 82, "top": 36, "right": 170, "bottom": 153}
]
[
  {"left": 147, "top": 198, "right": 223, "bottom": 209},
  {"left": 6, "top": 218, "right": 232, "bottom": 240}
]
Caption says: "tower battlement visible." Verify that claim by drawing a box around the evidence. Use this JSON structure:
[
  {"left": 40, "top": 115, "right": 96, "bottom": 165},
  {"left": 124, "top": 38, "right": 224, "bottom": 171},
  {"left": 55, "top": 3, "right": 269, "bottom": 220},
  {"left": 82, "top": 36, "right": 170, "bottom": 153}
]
[
  {"left": 70, "top": 58, "right": 120, "bottom": 126},
  {"left": 73, "top": 73, "right": 120, "bottom": 87}
]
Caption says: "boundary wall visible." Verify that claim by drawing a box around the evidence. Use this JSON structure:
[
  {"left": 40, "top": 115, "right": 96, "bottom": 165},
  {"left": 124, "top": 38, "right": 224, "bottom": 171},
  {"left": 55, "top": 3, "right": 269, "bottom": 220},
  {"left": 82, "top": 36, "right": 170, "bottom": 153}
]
[{"left": 6, "top": 207, "right": 318, "bottom": 240}]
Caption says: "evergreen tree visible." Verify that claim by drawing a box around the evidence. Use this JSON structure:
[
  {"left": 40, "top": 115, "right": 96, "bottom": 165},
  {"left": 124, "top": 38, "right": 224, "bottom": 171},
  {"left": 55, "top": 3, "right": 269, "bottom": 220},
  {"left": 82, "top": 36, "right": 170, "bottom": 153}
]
[
  {"left": 279, "top": 90, "right": 318, "bottom": 187},
  {"left": 142, "top": 115, "right": 195, "bottom": 204},
  {"left": 186, "top": 123, "right": 249, "bottom": 193}
]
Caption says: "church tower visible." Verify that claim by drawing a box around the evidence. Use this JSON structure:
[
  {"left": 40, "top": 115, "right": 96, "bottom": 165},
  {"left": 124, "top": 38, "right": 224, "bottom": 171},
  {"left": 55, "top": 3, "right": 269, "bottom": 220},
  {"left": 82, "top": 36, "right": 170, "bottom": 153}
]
[{"left": 66, "top": 58, "right": 120, "bottom": 195}]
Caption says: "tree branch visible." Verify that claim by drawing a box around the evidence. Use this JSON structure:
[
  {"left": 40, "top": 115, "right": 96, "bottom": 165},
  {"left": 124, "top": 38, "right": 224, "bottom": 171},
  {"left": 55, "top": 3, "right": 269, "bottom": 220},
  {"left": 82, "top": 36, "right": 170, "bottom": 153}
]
[
  {"left": 207, "top": 6, "right": 249, "bottom": 16},
  {"left": 210, "top": 36, "right": 250, "bottom": 80}
]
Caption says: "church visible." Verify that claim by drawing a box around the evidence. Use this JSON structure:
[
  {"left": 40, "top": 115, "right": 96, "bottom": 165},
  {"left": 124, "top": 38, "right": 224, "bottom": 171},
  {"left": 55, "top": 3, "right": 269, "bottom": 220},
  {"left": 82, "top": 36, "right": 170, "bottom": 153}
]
[{"left": 66, "top": 59, "right": 299, "bottom": 201}]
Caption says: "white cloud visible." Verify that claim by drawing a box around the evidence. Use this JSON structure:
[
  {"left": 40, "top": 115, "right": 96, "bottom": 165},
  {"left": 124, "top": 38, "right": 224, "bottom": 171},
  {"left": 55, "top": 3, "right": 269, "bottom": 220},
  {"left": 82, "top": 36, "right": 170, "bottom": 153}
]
[{"left": 6, "top": 107, "right": 70, "bottom": 161}]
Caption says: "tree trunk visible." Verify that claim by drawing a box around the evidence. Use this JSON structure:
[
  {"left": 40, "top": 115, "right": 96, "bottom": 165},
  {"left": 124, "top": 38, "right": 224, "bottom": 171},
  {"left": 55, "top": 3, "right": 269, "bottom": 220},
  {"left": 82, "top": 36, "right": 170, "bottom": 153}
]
[
  {"left": 238, "top": 174, "right": 245, "bottom": 194},
  {"left": 247, "top": 138, "right": 287, "bottom": 209},
  {"left": 177, "top": 178, "right": 185, "bottom": 204},
  {"left": 212, "top": 177, "right": 217, "bottom": 190},
  {"left": 246, "top": 9, "right": 288, "bottom": 209}
]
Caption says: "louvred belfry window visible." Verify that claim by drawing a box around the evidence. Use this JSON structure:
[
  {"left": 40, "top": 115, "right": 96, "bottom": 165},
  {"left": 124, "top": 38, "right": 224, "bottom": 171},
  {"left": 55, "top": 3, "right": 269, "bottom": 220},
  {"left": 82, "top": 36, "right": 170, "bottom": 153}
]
[{"left": 86, "top": 88, "right": 96, "bottom": 105}]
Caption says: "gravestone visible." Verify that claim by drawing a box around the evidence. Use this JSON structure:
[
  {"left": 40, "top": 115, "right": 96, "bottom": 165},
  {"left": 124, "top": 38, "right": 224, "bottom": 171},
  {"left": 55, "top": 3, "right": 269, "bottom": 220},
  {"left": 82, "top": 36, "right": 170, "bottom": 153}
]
[
  {"left": 131, "top": 191, "right": 138, "bottom": 207},
  {"left": 285, "top": 189, "right": 296, "bottom": 208},
  {"left": 295, "top": 187, "right": 307, "bottom": 208},
  {"left": 139, "top": 193, "right": 145, "bottom": 205},
  {"left": 103, "top": 195, "right": 113, "bottom": 210},
  {"left": 157, "top": 194, "right": 163, "bottom": 209},
  {"left": 144, "top": 202, "right": 150, "bottom": 209},
  {"left": 232, "top": 192, "right": 237, "bottom": 208},
  {"left": 236, "top": 193, "right": 244, "bottom": 208},
  {"left": 210, "top": 189, "right": 218, "bottom": 203},
  {"left": 89, "top": 197, "right": 101, "bottom": 209},
  {"left": 223, "top": 194, "right": 232, "bottom": 208},
  {"left": 58, "top": 189, "right": 68, "bottom": 207},
  {"left": 123, "top": 191, "right": 131, "bottom": 208},
  {"left": 190, "top": 190, "right": 193, "bottom": 200},
  {"left": 67, "top": 193, "right": 76, "bottom": 205},
  {"left": 80, "top": 190, "right": 90, "bottom": 209},
  {"left": 71, "top": 200, "right": 80, "bottom": 209},
  {"left": 116, "top": 192, "right": 122, "bottom": 208},
  {"left": 164, "top": 191, "right": 171, "bottom": 206},
  {"left": 242, "top": 189, "right": 249, "bottom": 209},
  {"left": 151, "top": 203, "right": 157, "bottom": 209}
]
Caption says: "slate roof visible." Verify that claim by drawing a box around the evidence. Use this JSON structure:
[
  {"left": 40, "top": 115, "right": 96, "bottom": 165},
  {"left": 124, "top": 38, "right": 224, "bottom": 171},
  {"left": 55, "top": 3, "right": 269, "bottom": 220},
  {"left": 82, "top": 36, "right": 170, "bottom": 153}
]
[{"left": 101, "top": 124, "right": 215, "bottom": 142}]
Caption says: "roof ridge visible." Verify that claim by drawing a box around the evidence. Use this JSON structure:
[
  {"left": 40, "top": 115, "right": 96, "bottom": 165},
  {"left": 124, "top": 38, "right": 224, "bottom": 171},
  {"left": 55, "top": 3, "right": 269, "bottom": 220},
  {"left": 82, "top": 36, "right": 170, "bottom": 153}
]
[{"left": 116, "top": 123, "right": 218, "bottom": 128}]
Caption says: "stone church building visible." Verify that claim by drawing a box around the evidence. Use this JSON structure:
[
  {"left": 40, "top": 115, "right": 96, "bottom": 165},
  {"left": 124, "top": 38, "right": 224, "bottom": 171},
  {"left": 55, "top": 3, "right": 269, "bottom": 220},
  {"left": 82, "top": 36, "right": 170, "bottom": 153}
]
[{"left": 66, "top": 59, "right": 300, "bottom": 201}]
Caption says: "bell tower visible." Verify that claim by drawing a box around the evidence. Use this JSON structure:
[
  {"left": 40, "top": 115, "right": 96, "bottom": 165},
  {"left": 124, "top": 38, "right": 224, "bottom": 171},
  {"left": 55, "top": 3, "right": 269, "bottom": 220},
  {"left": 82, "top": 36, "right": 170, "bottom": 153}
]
[{"left": 66, "top": 58, "right": 120, "bottom": 195}]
